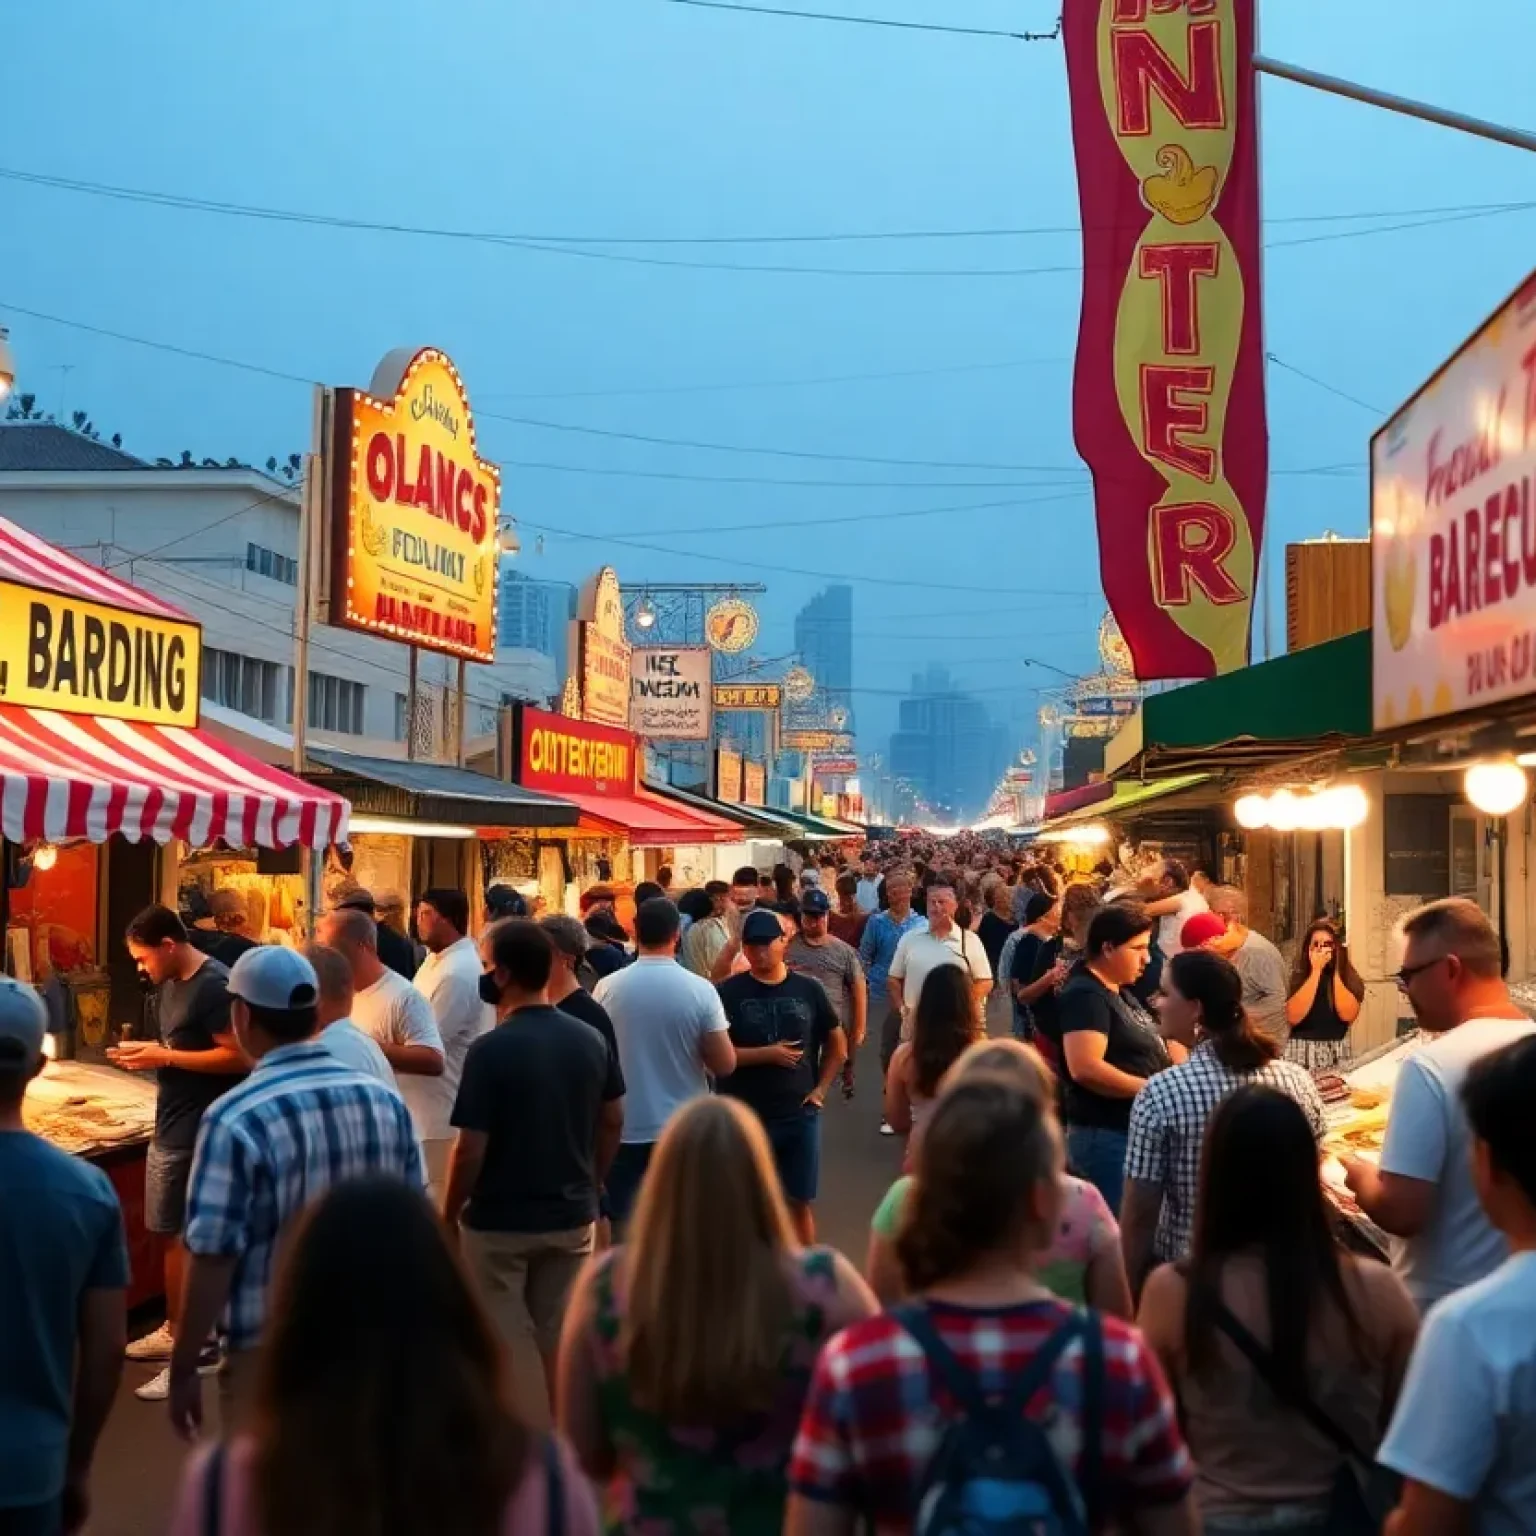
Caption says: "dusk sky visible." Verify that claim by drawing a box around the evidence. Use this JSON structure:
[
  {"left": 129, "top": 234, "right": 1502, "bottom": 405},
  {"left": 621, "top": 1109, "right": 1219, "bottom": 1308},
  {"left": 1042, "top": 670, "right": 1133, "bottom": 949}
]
[{"left": 6, "top": 0, "right": 1536, "bottom": 756}]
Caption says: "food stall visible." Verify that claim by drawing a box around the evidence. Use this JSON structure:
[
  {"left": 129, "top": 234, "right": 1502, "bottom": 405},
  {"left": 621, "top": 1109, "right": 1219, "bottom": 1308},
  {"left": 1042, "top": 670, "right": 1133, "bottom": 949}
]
[{"left": 0, "top": 517, "right": 351, "bottom": 1305}]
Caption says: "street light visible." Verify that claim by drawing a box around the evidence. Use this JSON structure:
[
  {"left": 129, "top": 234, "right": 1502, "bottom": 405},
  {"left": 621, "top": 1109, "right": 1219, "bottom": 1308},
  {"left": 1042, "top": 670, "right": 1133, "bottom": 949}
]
[
  {"left": 0, "top": 329, "right": 15, "bottom": 402},
  {"left": 496, "top": 517, "right": 521, "bottom": 556},
  {"left": 634, "top": 594, "right": 658, "bottom": 630}
]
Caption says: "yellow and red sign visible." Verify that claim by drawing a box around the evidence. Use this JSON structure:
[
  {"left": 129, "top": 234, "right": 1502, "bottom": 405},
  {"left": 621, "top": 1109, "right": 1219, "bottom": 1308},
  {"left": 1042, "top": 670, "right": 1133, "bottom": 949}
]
[
  {"left": 330, "top": 348, "right": 500, "bottom": 663},
  {"left": 1066, "top": 0, "right": 1267, "bottom": 678}
]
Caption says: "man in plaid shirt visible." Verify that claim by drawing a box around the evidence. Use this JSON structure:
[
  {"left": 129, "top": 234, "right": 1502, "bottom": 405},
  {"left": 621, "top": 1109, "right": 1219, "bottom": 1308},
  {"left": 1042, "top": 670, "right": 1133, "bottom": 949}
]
[{"left": 167, "top": 947, "right": 422, "bottom": 1440}]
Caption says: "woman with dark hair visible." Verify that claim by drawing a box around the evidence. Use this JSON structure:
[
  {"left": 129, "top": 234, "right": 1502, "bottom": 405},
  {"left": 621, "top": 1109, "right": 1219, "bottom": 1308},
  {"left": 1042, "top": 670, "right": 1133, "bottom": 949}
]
[
  {"left": 1006, "top": 890, "right": 1063, "bottom": 1043},
  {"left": 772, "top": 864, "right": 797, "bottom": 905},
  {"left": 1284, "top": 919, "right": 1365, "bottom": 1071},
  {"left": 1138, "top": 1089, "right": 1418, "bottom": 1535},
  {"left": 1057, "top": 902, "right": 1170, "bottom": 1212},
  {"left": 787, "top": 1071, "right": 1197, "bottom": 1535},
  {"left": 168, "top": 1178, "right": 598, "bottom": 1536},
  {"left": 883, "top": 966, "right": 982, "bottom": 1152},
  {"left": 1120, "top": 951, "right": 1330, "bottom": 1295},
  {"left": 976, "top": 877, "right": 1016, "bottom": 975},
  {"left": 1026, "top": 881, "right": 1100, "bottom": 1072}
]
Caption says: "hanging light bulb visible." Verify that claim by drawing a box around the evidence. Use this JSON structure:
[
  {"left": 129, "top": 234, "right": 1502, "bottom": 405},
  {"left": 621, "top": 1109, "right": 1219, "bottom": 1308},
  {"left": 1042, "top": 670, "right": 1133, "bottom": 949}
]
[
  {"left": 1233, "top": 794, "right": 1269, "bottom": 830},
  {"left": 496, "top": 518, "right": 521, "bottom": 556},
  {"left": 1465, "top": 760, "right": 1530, "bottom": 816},
  {"left": 634, "top": 595, "right": 658, "bottom": 630},
  {"left": 31, "top": 842, "right": 58, "bottom": 871}
]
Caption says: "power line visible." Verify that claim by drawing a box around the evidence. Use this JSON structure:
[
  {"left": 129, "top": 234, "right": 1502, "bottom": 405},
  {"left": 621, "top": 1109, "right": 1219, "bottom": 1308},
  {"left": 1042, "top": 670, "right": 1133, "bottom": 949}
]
[
  {"left": 1, "top": 164, "right": 1529, "bottom": 274},
  {"left": 99, "top": 483, "right": 300, "bottom": 570},
  {"left": 1266, "top": 353, "right": 1384, "bottom": 416},
  {"left": 655, "top": 0, "right": 1061, "bottom": 41}
]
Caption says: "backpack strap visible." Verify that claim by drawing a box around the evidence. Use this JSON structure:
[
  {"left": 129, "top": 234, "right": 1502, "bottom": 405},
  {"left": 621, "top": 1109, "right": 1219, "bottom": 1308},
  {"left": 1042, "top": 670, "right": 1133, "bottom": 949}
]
[
  {"left": 1078, "top": 1310, "right": 1104, "bottom": 1532},
  {"left": 543, "top": 1435, "right": 566, "bottom": 1536},
  {"left": 202, "top": 1441, "right": 227, "bottom": 1536},
  {"left": 896, "top": 1303, "right": 1083, "bottom": 1418},
  {"left": 1208, "top": 1298, "right": 1369, "bottom": 1464}
]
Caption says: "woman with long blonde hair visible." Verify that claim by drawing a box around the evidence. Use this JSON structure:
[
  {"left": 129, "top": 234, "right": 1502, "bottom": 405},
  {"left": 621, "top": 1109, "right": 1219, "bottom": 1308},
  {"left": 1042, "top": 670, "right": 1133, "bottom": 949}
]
[{"left": 557, "top": 1096, "right": 876, "bottom": 1533}]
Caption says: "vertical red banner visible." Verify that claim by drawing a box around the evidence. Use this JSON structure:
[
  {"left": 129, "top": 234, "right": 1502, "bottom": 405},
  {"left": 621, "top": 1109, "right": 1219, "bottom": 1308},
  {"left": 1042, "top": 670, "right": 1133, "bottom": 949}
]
[{"left": 1065, "top": 0, "right": 1268, "bottom": 679}]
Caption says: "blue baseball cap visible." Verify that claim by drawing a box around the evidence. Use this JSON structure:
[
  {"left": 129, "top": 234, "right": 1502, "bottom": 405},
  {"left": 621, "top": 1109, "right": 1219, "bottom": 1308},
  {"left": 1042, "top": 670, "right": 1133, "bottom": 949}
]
[
  {"left": 741, "top": 909, "right": 786, "bottom": 945},
  {"left": 800, "top": 888, "right": 832, "bottom": 916}
]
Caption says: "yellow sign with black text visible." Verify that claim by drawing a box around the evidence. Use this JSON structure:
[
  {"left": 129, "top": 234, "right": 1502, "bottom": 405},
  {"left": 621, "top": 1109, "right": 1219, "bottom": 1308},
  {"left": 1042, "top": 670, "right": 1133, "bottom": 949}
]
[{"left": 0, "top": 578, "right": 202, "bottom": 727}]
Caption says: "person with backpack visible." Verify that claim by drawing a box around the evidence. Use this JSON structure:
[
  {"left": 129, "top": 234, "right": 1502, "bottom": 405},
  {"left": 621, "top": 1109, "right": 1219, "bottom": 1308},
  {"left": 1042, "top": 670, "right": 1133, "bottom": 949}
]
[
  {"left": 786, "top": 1068, "right": 1197, "bottom": 1535},
  {"left": 1137, "top": 1087, "right": 1419, "bottom": 1536},
  {"left": 557, "top": 1095, "right": 876, "bottom": 1533}
]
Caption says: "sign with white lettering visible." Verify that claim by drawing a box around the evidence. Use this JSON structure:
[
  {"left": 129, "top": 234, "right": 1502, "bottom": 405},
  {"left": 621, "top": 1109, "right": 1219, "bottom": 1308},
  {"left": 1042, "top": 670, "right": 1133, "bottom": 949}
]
[
  {"left": 329, "top": 348, "right": 500, "bottom": 663},
  {"left": 1373, "top": 270, "right": 1536, "bottom": 729},
  {"left": 0, "top": 578, "right": 202, "bottom": 728},
  {"left": 631, "top": 647, "right": 711, "bottom": 740}
]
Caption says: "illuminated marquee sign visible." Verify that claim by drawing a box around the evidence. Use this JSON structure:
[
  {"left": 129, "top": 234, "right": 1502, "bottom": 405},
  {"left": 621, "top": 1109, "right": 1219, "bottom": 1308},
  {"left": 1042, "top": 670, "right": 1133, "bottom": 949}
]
[
  {"left": 1065, "top": 0, "right": 1268, "bottom": 678},
  {"left": 713, "top": 683, "right": 782, "bottom": 711},
  {"left": 515, "top": 704, "right": 636, "bottom": 797},
  {"left": 0, "top": 578, "right": 202, "bottom": 728},
  {"left": 329, "top": 347, "right": 501, "bottom": 663}
]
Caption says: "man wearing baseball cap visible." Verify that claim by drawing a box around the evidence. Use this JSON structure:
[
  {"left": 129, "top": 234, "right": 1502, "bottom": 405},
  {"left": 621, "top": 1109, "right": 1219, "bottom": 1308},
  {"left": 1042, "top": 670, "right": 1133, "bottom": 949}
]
[
  {"left": 1183, "top": 889, "right": 1290, "bottom": 1046},
  {"left": 715, "top": 908, "right": 847, "bottom": 1243},
  {"left": 0, "top": 980, "right": 128, "bottom": 1534},
  {"left": 168, "top": 947, "right": 423, "bottom": 1442},
  {"left": 334, "top": 886, "right": 417, "bottom": 981},
  {"left": 787, "top": 888, "right": 867, "bottom": 1101}
]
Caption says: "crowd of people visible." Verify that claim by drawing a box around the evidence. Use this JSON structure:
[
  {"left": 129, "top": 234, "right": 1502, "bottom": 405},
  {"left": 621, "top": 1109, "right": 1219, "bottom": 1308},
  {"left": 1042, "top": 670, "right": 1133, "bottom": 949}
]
[{"left": 6, "top": 838, "right": 1536, "bottom": 1533}]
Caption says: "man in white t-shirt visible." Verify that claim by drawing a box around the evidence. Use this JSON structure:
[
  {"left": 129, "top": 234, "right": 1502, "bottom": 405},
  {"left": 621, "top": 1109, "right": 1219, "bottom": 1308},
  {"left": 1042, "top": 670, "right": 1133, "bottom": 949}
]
[
  {"left": 317, "top": 905, "right": 448, "bottom": 1185},
  {"left": 303, "top": 942, "right": 397, "bottom": 1090},
  {"left": 1346, "top": 897, "right": 1536, "bottom": 1312},
  {"left": 594, "top": 898, "right": 736, "bottom": 1230},
  {"left": 1379, "top": 1031, "right": 1536, "bottom": 1534},
  {"left": 887, "top": 882, "right": 992, "bottom": 1037},
  {"left": 1137, "top": 857, "right": 1208, "bottom": 958}
]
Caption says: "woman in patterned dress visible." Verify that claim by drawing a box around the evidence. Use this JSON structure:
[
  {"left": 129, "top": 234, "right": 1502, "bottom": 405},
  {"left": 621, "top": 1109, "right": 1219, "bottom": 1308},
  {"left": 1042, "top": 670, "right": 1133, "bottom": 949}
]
[
  {"left": 556, "top": 1096, "right": 877, "bottom": 1534},
  {"left": 1283, "top": 920, "right": 1365, "bottom": 1073}
]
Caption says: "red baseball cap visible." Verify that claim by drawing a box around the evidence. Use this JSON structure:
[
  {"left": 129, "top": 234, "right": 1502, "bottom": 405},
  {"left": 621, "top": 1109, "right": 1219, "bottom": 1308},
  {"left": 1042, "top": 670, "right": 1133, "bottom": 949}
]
[{"left": 1181, "top": 911, "right": 1228, "bottom": 950}]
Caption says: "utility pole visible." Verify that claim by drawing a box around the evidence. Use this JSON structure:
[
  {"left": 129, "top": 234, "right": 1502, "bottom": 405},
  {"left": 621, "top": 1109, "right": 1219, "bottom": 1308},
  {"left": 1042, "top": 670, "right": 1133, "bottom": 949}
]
[{"left": 1255, "top": 55, "right": 1536, "bottom": 154}]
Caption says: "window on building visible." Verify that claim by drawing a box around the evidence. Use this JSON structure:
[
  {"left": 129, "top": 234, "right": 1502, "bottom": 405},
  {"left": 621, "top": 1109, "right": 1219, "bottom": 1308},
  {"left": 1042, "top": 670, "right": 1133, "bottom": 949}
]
[
  {"left": 201, "top": 647, "right": 282, "bottom": 724},
  {"left": 245, "top": 542, "right": 299, "bottom": 586},
  {"left": 286, "top": 668, "right": 365, "bottom": 735}
]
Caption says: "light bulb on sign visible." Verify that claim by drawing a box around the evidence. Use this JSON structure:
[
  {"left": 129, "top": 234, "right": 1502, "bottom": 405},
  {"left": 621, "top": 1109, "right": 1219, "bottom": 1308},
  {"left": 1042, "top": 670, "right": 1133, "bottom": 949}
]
[
  {"left": 1465, "top": 761, "right": 1530, "bottom": 817},
  {"left": 1233, "top": 794, "right": 1269, "bottom": 830}
]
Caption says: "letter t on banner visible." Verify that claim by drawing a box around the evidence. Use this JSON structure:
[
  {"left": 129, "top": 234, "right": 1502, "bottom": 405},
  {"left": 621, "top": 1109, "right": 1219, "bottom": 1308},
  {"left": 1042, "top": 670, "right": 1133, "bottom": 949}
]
[{"left": 1064, "top": 0, "right": 1268, "bottom": 679}]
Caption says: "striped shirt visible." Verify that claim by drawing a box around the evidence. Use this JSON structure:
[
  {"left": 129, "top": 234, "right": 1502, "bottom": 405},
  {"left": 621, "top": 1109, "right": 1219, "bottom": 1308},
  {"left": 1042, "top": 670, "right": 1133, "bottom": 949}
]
[
  {"left": 1124, "top": 1040, "right": 1328, "bottom": 1263},
  {"left": 185, "top": 1041, "right": 424, "bottom": 1349}
]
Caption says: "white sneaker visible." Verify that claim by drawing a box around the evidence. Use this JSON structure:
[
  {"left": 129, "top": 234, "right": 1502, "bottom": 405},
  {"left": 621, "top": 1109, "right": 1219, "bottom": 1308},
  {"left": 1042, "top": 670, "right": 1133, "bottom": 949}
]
[
  {"left": 134, "top": 1366, "right": 171, "bottom": 1401},
  {"left": 125, "top": 1323, "right": 174, "bottom": 1361},
  {"left": 879, "top": 1120, "right": 896, "bottom": 1137}
]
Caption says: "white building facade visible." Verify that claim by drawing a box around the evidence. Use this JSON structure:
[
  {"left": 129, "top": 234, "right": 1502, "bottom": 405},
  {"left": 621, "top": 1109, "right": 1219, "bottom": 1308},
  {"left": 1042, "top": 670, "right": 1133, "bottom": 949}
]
[{"left": 0, "top": 426, "right": 555, "bottom": 757}]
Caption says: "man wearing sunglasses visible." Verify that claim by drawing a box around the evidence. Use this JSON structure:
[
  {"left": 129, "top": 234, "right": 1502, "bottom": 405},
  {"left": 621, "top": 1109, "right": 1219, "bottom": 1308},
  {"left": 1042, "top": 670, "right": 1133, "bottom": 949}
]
[{"left": 1344, "top": 897, "right": 1536, "bottom": 1312}]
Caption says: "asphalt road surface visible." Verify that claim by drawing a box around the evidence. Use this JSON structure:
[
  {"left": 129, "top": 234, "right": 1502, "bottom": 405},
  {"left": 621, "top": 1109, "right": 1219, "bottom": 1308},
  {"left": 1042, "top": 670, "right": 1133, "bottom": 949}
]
[{"left": 83, "top": 1023, "right": 912, "bottom": 1535}]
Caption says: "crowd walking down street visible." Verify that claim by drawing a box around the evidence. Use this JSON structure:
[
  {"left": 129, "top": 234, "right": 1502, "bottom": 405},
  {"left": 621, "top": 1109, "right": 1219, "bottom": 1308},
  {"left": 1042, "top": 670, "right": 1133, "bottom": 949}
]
[{"left": 11, "top": 841, "right": 1536, "bottom": 1536}]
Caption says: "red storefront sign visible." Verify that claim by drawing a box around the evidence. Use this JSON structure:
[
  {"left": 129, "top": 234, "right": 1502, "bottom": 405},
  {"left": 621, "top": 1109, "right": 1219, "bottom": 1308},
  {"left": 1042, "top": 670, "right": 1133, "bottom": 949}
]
[
  {"left": 515, "top": 705, "right": 636, "bottom": 798},
  {"left": 1065, "top": 0, "right": 1268, "bottom": 679}
]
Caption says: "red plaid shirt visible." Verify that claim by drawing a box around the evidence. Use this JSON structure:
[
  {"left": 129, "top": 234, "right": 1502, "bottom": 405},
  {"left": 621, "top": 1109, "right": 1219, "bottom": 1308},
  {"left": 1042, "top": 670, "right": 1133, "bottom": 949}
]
[{"left": 789, "top": 1298, "right": 1193, "bottom": 1533}]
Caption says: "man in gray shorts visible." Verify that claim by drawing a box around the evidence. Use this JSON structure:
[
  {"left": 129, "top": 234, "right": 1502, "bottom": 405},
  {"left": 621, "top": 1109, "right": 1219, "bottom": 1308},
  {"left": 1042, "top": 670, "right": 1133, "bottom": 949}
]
[{"left": 107, "top": 905, "right": 246, "bottom": 1401}]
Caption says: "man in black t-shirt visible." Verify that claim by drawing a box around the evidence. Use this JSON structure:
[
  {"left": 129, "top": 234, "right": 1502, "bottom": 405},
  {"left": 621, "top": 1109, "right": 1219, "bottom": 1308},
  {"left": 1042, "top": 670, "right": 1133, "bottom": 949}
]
[
  {"left": 109, "top": 904, "right": 246, "bottom": 1398},
  {"left": 444, "top": 919, "right": 624, "bottom": 1410},
  {"left": 716, "top": 908, "right": 846, "bottom": 1243}
]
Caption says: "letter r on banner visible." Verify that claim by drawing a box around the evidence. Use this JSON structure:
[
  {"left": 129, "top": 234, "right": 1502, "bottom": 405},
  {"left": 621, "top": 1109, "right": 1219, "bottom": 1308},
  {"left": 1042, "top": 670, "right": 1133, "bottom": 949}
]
[{"left": 1152, "top": 503, "right": 1244, "bottom": 606}]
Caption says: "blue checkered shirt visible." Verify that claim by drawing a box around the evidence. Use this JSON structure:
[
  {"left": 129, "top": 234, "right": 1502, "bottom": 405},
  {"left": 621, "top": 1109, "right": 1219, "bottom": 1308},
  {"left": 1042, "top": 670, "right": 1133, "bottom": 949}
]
[{"left": 185, "top": 1040, "right": 424, "bottom": 1349}]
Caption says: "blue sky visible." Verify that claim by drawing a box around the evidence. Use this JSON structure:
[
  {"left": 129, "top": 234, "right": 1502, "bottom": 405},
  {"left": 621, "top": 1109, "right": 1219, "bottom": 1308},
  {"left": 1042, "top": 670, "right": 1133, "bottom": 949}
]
[{"left": 5, "top": 0, "right": 1536, "bottom": 757}]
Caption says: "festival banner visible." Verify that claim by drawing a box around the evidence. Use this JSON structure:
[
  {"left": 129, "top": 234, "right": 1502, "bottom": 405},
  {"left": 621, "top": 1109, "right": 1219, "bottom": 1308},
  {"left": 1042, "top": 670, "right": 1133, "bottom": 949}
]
[{"left": 1065, "top": 0, "right": 1268, "bottom": 678}]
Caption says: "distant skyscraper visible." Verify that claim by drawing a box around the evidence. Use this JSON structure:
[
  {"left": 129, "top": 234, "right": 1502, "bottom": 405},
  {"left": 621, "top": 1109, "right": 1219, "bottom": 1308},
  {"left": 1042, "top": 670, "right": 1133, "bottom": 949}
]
[
  {"left": 497, "top": 569, "right": 575, "bottom": 679},
  {"left": 794, "top": 584, "right": 854, "bottom": 729},
  {"left": 887, "top": 665, "right": 1007, "bottom": 820}
]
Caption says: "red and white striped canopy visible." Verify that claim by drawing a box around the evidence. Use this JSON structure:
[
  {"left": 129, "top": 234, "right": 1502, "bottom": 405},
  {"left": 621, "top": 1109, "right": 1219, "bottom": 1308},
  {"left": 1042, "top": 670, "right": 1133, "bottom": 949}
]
[
  {"left": 0, "top": 517, "right": 191, "bottom": 620},
  {"left": 0, "top": 706, "right": 349, "bottom": 849}
]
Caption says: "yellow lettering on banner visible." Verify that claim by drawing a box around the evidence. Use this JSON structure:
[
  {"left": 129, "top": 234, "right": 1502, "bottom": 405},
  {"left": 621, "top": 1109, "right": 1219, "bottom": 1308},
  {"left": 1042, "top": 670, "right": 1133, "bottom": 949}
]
[
  {"left": 0, "top": 578, "right": 203, "bottom": 728},
  {"left": 528, "top": 726, "right": 630, "bottom": 786}
]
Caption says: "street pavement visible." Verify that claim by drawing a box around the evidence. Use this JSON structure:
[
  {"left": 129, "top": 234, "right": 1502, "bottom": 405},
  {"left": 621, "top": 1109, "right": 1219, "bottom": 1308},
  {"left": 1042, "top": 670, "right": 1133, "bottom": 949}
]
[{"left": 82, "top": 1025, "right": 911, "bottom": 1535}]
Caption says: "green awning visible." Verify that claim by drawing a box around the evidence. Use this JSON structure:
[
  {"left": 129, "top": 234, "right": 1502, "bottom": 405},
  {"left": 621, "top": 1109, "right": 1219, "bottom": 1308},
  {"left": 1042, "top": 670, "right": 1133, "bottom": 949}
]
[
  {"left": 1110, "top": 630, "right": 1371, "bottom": 778},
  {"left": 1045, "top": 773, "right": 1212, "bottom": 830},
  {"left": 772, "top": 807, "right": 864, "bottom": 840}
]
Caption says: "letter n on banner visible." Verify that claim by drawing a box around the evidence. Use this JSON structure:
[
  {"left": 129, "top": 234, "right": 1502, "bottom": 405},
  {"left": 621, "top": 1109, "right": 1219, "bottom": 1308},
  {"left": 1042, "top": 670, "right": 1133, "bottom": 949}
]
[{"left": 1064, "top": 0, "right": 1268, "bottom": 679}]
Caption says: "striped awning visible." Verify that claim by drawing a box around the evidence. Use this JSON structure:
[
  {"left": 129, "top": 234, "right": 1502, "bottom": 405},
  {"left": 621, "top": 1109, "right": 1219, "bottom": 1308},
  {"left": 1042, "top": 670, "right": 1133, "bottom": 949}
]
[
  {"left": 0, "top": 705, "right": 349, "bottom": 848},
  {"left": 0, "top": 517, "right": 190, "bottom": 621}
]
